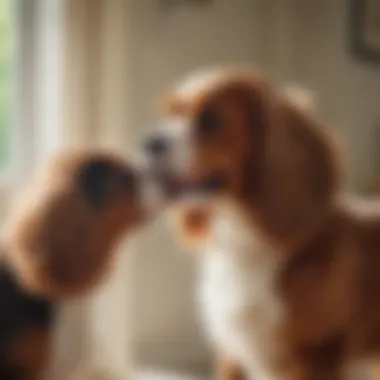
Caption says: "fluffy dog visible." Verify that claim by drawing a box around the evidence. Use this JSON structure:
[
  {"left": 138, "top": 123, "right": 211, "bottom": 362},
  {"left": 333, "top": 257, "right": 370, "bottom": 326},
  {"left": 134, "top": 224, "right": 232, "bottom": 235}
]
[
  {"left": 0, "top": 151, "right": 156, "bottom": 380},
  {"left": 143, "top": 68, "right": 380, "bottom": 380}
]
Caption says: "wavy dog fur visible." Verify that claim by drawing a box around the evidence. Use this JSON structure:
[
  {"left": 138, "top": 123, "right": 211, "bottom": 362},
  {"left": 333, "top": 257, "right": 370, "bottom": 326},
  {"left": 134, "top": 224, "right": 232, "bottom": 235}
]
[{"left": 144, "top": 68, "right": 380, "bottom": 380}]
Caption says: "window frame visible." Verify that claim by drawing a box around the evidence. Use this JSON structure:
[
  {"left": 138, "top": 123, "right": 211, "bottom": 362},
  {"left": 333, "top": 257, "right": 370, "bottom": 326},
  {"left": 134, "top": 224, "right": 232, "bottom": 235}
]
[{"left": 0, "top": 0, "right": 64, "bottom": 218}]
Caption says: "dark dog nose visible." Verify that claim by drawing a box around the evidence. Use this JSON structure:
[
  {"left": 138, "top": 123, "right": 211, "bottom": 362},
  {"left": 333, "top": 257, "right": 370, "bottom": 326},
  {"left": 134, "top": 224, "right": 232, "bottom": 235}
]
[
  {"left": 144, "top": 135, "right": 169, "bottom": 157},
  {"left": 78, "top": 159, "right": 135, "bottom": 209}
]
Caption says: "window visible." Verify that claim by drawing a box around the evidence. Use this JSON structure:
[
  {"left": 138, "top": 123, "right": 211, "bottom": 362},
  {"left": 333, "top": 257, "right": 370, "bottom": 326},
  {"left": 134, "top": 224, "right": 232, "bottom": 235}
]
[
  {"left": 0, "top": 0, "right": 64, "bottom": 188},
  {"left": 0, "top": 0, "right": 65, "bottom": 217},
  {"left": 0, "top": 0, "right": 14, "bottom": 170}
]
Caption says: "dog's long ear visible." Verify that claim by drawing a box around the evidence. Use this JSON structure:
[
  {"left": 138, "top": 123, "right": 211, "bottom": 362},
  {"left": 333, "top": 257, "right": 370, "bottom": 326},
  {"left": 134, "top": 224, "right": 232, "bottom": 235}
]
[
  {"left": 243, "top": 81, "right": 340, "bottom": 248},
  {"left": 217, "top": 77, "right": 270, "bottom": 199}
]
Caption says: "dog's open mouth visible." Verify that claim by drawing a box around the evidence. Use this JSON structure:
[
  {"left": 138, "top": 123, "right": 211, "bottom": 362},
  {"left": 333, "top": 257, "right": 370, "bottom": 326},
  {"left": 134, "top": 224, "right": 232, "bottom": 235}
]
[
  {"left": 191, "top": 171, "right": 226, "bottom": 194},
  {"left": 149, "top": 168, "right": 226, "bottom": 200},
  {"left": 156, "top": 169, "right": 186, "bottom": 199}
]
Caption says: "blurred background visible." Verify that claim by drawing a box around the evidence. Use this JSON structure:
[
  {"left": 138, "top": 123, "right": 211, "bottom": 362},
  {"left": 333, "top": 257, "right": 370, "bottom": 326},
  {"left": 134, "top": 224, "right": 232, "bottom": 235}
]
[{"left": 1, "top": 0, "right": 380, "bottom": 379}]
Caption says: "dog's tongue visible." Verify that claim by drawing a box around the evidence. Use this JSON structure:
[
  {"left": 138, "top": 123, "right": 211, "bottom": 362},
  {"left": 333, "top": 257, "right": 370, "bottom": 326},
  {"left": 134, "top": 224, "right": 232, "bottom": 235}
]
[{"left": 177, "top": 206, "right": 213, "bottom": 249}]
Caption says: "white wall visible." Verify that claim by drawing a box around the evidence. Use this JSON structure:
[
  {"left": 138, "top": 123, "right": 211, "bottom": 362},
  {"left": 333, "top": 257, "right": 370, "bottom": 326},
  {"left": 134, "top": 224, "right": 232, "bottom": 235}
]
[{"left": 129, "top": 0, "right": 380, "bottom": 370}]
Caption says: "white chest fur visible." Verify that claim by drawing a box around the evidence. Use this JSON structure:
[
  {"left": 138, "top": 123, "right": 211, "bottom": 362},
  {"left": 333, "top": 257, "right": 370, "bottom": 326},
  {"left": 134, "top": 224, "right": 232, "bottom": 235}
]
[{"left": 198, "top": 203, "right": 284, "bottom": 378}]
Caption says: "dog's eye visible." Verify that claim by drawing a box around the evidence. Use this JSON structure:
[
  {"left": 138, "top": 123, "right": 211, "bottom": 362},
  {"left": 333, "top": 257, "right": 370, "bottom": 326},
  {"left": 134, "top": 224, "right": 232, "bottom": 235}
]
[{"left": 197, "top": 110, "right": 221, "bottom": 136}]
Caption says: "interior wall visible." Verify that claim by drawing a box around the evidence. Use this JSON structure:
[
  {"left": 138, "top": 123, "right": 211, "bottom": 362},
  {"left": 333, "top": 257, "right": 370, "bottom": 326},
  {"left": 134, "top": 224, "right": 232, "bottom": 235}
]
[
  {"left": 285, "top": 0, "right": 380, "bottom": 191},
  {"left": 129, "top": 0, "right": 380, "bottom": 370}
]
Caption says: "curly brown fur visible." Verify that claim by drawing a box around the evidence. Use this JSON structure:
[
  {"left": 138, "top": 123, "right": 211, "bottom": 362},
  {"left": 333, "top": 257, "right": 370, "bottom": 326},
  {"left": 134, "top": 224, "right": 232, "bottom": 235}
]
[
  {"left": 3, "top": 150, "right": 144, "bottom": 299},
  {"left": 0, "top": 150, "right": 149, "bottom": 379},
  {"left": 143, "top": 68, "right": 380, "bottom": 379}
]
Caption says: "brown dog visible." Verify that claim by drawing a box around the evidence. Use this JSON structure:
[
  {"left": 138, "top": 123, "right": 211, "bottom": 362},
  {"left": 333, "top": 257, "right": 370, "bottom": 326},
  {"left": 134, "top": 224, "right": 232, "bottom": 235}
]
[
  {"left": 143, "top": 68, "right": 380, "bottom": 380},
  {"left": 0, "top": 151, "right": 158, "bottom": 380}
]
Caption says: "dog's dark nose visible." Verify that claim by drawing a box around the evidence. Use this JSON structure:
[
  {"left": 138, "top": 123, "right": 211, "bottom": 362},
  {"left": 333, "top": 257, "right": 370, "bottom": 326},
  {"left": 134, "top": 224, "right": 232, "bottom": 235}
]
[{"left": 144, "top": 135, "right": 169, "bottom": 157}]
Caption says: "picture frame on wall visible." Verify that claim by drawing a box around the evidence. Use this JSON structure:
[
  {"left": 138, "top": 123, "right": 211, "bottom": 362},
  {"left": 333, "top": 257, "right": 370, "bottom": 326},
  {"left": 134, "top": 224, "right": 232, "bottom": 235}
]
[{"left": 349, "top": 0, "right": 380, "bottom": 63}]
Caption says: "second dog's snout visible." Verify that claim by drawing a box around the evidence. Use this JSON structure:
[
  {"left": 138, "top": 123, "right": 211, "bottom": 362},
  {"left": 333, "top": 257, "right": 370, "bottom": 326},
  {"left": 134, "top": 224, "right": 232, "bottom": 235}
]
[
  {"left": 78, "top": 159, "right": 136, "bottom": 209},
  {"left": 144, "top": 135, "right": 169, "bottom": 157},
  {"left": 78, "top": 160, "right": 115, "bottom": 208}
]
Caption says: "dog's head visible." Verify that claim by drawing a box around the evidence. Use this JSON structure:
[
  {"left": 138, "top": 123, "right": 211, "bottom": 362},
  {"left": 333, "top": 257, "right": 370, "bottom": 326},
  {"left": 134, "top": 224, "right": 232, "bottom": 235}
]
[
  {"left": 3, "top": 151, "right": 155, "bottom": 298},
  {"left": 143, "top": 68, "right": 340, "bottom": 248}
]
